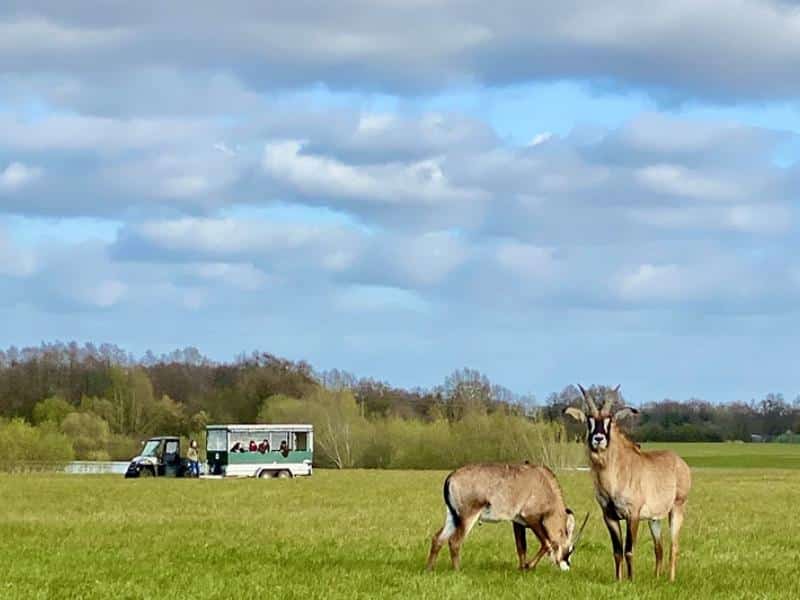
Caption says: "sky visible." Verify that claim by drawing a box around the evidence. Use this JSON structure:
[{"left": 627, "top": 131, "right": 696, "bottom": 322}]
[{"left": 2, "top": 1, "right": 800, "bottom": 404}]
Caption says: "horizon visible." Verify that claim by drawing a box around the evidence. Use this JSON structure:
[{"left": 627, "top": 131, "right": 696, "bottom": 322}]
[{"left": 2, "top": 2, "right": 800, "bottom": 404}]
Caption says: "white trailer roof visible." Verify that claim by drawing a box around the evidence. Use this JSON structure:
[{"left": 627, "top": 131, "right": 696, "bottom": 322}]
[{"left": 207, "top": 424, "right": 313, "bottom": 431}]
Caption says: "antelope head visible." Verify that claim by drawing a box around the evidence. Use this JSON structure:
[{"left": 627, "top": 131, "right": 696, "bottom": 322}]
[
  {"left": 563, "top": 385, "right": 638, "bottom": 454},
  {"left": 552, "top": 509, "right": 591, "bottom": 570}
]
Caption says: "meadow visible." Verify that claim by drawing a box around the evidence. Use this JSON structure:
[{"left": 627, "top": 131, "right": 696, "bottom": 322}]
[{"left": 3, "top": 444, "right": 800, "bottom": 599}]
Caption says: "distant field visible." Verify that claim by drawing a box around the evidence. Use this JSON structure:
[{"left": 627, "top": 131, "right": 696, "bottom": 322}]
[
  {"left": 641, "top": 442, "right": 800, "bottom": 469},
  {"left": 3, "top": 456, "right": 800, "bottom": 599}
]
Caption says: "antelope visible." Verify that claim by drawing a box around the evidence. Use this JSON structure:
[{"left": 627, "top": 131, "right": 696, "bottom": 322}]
[
  {"left": 564, "top": 385, "right": 692, "bottom": 581},
  {"left": 425, "top": 462, "right": 589, "bottom": 572}
]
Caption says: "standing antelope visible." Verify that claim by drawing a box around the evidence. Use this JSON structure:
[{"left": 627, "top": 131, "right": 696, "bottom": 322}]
[
  {"left": 564, "top": 385, "right": 691, "bottom": 581},
  {"left": 425, "top": 463, "right": 588, "bottom": 572}
]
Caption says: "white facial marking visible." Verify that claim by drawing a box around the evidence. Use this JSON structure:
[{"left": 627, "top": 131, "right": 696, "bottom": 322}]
[{"left": 559, "top": 560, "right": 570, "bottom": 571}]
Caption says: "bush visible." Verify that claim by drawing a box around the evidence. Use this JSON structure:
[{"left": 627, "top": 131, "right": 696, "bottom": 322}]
[
  {"left": 106, "top": 434, "right": 141, "bottom": 460},
  {"left": 0, "top": 418, "right": 75, "bottom": 469},
  {"left": 259, "top": 392, "right": 584, "bottom": 470},
  {"left": 60, "top": 412, "right": 111, "bottom": 459}
]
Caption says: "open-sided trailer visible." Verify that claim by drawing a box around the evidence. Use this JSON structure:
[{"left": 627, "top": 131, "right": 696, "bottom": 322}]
[{"left": 204, "top": 424, "right": 313, "bottom": 479}]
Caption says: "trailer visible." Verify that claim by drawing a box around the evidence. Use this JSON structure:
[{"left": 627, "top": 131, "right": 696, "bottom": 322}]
[{"left": 205, "top": 424, "right": 313, "bottom": 478}]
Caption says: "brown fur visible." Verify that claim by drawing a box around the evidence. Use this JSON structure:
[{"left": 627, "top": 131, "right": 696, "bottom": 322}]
[
  {"left": 425, "top": 463, "right": 577, "bottom": 572},
  {"left": 566, "top": 386, "right": 692, "bottom": 582}
]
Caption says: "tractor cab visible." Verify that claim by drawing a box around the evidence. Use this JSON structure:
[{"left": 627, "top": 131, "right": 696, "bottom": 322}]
[{"left": 124, "top": 436, "right": 191, "bottom": 478}]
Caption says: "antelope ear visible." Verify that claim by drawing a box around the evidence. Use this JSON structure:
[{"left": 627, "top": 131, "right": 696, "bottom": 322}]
[
  {"left": 565, "top": 509, "right": 576, "bottom": 538},
  {"left": 614, "top": 406, "right": 639, "bottom": 421},
  {"left": 563, "top": 406, "right": 586, "bottom": 422}
]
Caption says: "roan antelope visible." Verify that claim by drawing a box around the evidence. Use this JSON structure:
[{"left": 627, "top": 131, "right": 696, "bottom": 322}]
[
  {"left": 426, "top": 463, "right": 589, "bottom": 572},
  {"left": 564, "top": 385, "right": 691, "bottom": 581}
]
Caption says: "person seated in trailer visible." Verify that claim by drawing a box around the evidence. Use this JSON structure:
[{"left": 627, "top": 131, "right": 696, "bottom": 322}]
[
  {"left": 279, "top": 440, "right": 289, "bottom": 457},
  {"left": 249, "top": 440, "right": 257, "bottom": 452},
  {"left": 230, "top": 441, "right": 246, "bottom": 453},
  {"left": 258, "top": 439, "right": 269, "bottom": 453}
]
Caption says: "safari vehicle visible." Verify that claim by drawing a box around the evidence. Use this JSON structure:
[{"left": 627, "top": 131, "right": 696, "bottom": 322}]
[
  {"left": 124, "top": 436, "right": 194, "bottom": 478},
  {"left": 205, "top": 424, "right": 313, "bottom": 478}
]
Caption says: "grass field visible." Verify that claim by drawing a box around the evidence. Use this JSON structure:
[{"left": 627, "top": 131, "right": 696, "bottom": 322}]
[
  {"left": 3, "top": 444, "right": 800, "bottom": 599},
  {"left": 641, "top": 441, "right": 800, "bottom": 469}
]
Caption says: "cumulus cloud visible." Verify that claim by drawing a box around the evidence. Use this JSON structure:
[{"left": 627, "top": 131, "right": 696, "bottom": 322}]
[
  {"left": 4, "top": 1, "right": 800, "bottom": 103},
  {"left": 2, "top": 103, "right": 796, "bottom": 321},
  {"left": 0, "top": 228, "right": 37, "bottom": 276},
  {"left": 261, "top": 140, "right": 487, "bottom": 227},
  {"left": 0, "top": 162, "right": 42, "bottom": 191}
]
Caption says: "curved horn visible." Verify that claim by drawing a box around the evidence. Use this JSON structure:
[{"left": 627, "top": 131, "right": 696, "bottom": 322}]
[
  {"left": 572, "top": 511, "right": 591, "bottom": 550},
  {"left": 602, "top": 384, "right": 620, "bottom": 414},
  {"left": 578, "top": 384, "right": 598, "bottom": 415}
]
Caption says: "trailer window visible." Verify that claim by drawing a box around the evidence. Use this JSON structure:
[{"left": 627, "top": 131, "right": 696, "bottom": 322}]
[
  {"left": 294, "top": 432, "right": 308, "bottom": 451},
  {"left": 270, "top": 432, "right": 289, "bottom": 450},
  {"left": 207, "top": 429, "right": 227, "bottom": 452}
]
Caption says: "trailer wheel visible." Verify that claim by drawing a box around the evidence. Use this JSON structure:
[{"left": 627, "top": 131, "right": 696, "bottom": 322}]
[
  {"left": 259, "top": 470, "right": 273, "bottom": 479},
  {"left": 276, "top": 470, "right": 291, "bottom": 479}
]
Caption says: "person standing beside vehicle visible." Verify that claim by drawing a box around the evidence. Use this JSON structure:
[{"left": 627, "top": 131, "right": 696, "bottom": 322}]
[{"left": 187, "top": 439, "right": 200, "bottom": 477}]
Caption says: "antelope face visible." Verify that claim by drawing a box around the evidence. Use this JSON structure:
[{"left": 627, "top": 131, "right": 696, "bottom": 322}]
[
  {"left": 587, "top": 415, "right": 611, "bottom": 452},
  {"left": 550, "top": 509, "right": 577, "bottom": 571}
]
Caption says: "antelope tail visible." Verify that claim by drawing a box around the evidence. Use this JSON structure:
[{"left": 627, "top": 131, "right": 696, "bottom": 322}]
[{"left": 443, "top": 474, "right": 461, "bottom": 527}]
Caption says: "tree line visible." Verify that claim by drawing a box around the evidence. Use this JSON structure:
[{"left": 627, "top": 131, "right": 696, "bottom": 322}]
[{"left": 0, "top": 342, "right": 797, "bottom": 469}]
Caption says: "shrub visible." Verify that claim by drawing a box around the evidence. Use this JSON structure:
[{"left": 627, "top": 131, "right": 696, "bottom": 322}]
[
  {"left": 0, "top": 418, "right": 74, "bottom": 469},
  {"left": 60, "top": 412, "right": 111, "bottom": 459}
]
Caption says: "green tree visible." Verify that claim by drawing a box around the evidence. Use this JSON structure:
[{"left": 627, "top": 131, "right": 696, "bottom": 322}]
[
  {"left": 60, "top": 412, "right": 111, "bottom": 459},
  {"left": 32, "top": 395, "right": 74, "bottom": 425}
]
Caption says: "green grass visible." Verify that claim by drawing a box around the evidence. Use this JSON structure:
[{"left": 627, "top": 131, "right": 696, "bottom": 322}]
[
  {"left": 642, "top": 441, "right": 800, "bottom": 469},
  {"left": 2, "top": 449, "right": 800, "bottom": 599}
]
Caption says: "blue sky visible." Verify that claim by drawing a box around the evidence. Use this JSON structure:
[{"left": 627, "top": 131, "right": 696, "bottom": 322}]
[{"left": 2, "top": 1, "right": 800, "bottom": 404}]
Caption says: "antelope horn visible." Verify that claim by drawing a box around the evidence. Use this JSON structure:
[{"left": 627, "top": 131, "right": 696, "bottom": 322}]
[
  {"left": 578, "top": 384, "right": 598, "bottom": 416},
  {"left": 601, "top": 384, "right": 620, "bottom": 414},
  {"left": 572, "top": 511, "right": 591, "bottom": 550}
]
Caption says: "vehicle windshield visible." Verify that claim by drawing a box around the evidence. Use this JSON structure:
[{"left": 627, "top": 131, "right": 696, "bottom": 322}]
[{"left": 140, "top": 440, "right": 161, "bottom": 457}]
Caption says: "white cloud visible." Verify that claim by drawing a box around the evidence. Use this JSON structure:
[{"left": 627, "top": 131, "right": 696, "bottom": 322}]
[
  {"left": 528, "top": 132, "right": 553, "bottom": 146},
  {"left": 0, "top": 17, "right": 130, "bottom": 54},
  {"left": 0, "top": 114, "right": 216, "bottom": 152},
  {"left": 636, "top": 164, "right": 741, "bottom": 201},
  {"left": 190, "top": 262, "right": 269, "bottom": 291},
  {"left": 630, "top": 203, "right": 792, "bottom": 234},
  {"left": 333, "top": 284, "right": 429, "bottom": 313},
  {"left": 132, "top": 217, "right": 357, "bottom": 258},
  {"left": 262, "top": 140, "right": 487, "bottom": 220},
  {"left": 494, "top": 241, "right": 556, "bottom": 279},
  {"left": 5, "top": 2, "right": 800, "bottom": 102},
  {"left": 390, "top": 230, "right": 470, "bottom": 287},
  {"left": 0, "top": 162, "right": 42, "bottom": 191},
  {"left": 0, "top": 229, "right": 37, "bottom": 276},
  {"left": 617, "top": 263, "right": 689, "bottom": 303}
]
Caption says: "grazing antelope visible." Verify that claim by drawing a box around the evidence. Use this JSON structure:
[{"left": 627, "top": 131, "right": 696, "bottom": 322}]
[
  {"left": 425, "top": 463, "right": 589, "bottom": 572},
  {"left": 564, "top": 385, "right": 692, "bottom": 581}
]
